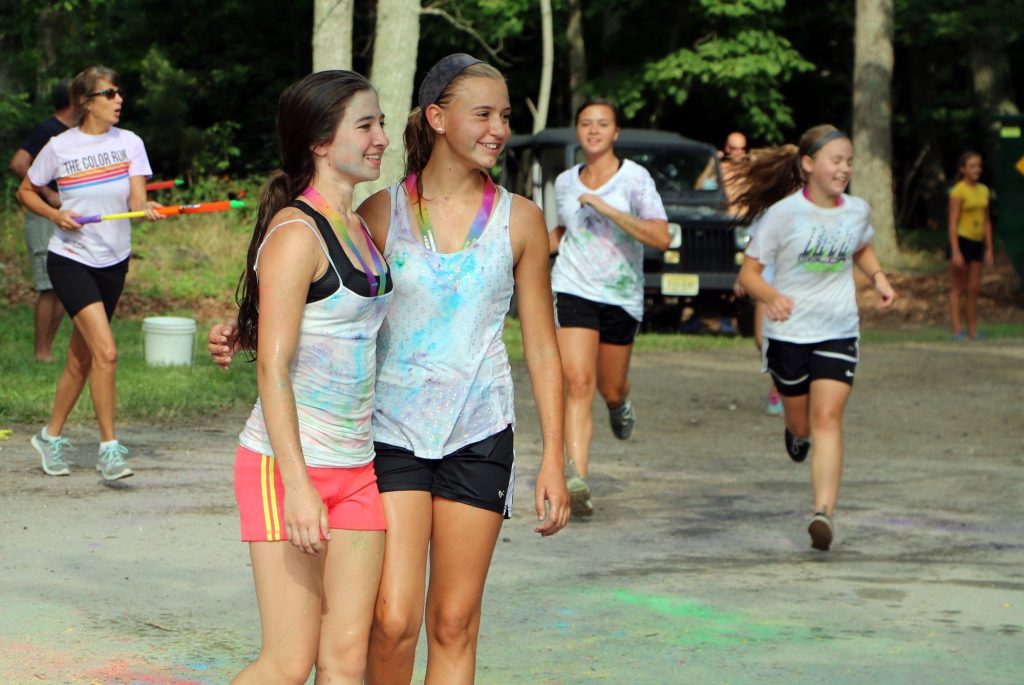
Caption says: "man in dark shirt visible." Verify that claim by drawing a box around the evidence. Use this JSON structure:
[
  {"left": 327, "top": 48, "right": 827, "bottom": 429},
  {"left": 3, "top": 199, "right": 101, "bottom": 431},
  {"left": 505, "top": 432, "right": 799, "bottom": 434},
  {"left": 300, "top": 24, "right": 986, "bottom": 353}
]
[{"left": 8, "top": 80, "right": 72, "bottom": 361}]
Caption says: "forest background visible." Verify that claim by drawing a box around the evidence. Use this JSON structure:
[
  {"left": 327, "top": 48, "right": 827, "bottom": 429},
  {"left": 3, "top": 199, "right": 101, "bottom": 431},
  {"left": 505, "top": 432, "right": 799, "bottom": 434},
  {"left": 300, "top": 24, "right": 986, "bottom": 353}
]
[
  {"left": 1, "top": 0, "right": 1021, "bottom": 246},
  {"left": 1, "top": 0, "right": 1023, "bottom": 425}
]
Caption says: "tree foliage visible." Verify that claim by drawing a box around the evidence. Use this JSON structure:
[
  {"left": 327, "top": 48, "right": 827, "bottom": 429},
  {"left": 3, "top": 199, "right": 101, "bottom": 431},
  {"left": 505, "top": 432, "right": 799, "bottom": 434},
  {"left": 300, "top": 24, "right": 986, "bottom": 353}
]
[{"left": 0, "top": 0, "right": 1021, "bottom": 235}]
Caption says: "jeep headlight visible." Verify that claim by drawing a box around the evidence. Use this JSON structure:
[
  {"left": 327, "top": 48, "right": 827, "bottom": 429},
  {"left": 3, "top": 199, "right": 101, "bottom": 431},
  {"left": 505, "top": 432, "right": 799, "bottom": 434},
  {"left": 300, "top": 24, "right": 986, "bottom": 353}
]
[
  {"left": 667, "top": 222, "right": 682, "bottom": 249},
  {"left": 734, "top": 226, "right": 751, "bottom": 250}
]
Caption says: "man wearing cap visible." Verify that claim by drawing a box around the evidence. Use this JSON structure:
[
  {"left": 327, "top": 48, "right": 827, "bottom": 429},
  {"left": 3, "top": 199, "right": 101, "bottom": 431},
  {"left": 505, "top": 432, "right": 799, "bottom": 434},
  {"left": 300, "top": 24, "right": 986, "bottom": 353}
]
[{"left": 8, "top": 80, "right": 72, "bottom": 361}]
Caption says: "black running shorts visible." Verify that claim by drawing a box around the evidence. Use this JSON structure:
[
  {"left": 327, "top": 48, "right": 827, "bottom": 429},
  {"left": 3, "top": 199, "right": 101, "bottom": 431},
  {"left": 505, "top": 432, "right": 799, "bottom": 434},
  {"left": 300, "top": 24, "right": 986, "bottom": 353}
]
[
  {"left": 554, "top": 291, "right": 640, "bottom": 345},
  {"left": 763, "top": 337, "right": 859, "bottom": 397},
  {"left": 946, "top": 236, "right": 985, "bottom": 263},
  {"left": 373, "top": 425, "right": 515, "bottom": 518},
  {"left": 47, "top": 252, "right": 129, "bottom": 319}
]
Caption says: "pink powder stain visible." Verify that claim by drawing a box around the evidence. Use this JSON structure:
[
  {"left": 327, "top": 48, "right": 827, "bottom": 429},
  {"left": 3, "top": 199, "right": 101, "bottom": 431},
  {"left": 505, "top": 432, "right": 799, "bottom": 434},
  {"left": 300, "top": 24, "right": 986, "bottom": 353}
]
[
  {"left": 82, "top": 659, "right": 203, "bottom": 684},
  {"left": 0, "top": 642, "right": 200, "bottom": 685}
]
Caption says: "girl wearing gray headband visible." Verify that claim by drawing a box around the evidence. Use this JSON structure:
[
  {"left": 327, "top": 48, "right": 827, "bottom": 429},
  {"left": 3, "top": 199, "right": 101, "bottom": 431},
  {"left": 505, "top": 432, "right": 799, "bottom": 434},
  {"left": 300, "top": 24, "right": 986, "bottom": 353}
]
[
  {"left": 735, "top": 124, "right": 896, "bottom": 552},
  {"left": 356, "top": 54, "right": 571, "bottom": 684}
]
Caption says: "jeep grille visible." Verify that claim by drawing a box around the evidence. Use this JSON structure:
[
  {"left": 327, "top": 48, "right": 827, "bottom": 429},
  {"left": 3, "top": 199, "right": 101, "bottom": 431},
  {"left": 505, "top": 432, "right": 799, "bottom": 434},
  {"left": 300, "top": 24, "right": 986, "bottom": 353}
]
[{"left": 648, "top": 221, "right": 738, "bottom": 272}]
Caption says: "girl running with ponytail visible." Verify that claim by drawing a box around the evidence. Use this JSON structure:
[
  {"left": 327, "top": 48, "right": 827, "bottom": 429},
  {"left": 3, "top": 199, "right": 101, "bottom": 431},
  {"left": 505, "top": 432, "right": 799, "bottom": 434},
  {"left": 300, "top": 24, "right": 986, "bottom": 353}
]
[{"left": 736, "top": 125, "right": 896, "bottom": 551}]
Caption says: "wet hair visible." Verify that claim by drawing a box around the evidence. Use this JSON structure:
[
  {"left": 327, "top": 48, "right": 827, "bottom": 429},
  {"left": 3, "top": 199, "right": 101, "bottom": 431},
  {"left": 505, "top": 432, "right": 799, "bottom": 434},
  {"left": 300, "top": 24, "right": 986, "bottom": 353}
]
[
  {"left": 70, "top": 66, "right": 119, "bottom": 126},
  {"left": 404, "top": 60, "right": 504, "bottom": 200},
  {"left": 956, "top": 150, "right": 982, "bottom": 179},
  {"left": 731, "top": 124, "right": 849, "bottom": 223},
  {"left": 52, "top": 79, "right": 71, "bottom": 111},
  {"left": 236, "top": 70, "right": 375, "bottom": 354},
  {"left": 574, "top": 98, "right": 620, "bottom": 127}
]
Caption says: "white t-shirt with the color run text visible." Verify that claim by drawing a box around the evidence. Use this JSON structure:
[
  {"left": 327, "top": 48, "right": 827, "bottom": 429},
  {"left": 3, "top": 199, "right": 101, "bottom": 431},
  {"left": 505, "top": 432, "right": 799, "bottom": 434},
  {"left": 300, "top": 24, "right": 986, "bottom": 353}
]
[{"left": 27, "top": 126, "right": 152, "bottom": 267}]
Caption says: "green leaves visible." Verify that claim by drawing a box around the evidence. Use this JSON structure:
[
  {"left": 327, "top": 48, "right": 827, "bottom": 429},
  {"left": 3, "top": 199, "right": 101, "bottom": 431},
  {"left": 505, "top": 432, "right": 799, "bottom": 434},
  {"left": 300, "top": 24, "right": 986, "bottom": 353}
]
[
  {"left": 699, "top": 0, "right": 786, "bottom": 18},
  {"left": 581, "top": 1, "right": 812, "bottom": 141}
]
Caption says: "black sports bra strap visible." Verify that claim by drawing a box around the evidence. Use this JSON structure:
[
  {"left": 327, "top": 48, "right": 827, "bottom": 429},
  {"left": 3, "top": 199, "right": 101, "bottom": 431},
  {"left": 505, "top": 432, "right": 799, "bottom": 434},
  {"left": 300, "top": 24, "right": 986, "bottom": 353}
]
[{"left": 289, "top": 201, "right": 392, "bottom": 300}]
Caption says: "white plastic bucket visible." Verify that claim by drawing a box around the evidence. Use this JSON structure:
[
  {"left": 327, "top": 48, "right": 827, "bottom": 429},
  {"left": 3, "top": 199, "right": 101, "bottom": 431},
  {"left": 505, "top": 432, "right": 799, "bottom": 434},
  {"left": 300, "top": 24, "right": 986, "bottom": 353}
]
[{"left": 142, "top": 316, "right": 197, "bottom": 366}]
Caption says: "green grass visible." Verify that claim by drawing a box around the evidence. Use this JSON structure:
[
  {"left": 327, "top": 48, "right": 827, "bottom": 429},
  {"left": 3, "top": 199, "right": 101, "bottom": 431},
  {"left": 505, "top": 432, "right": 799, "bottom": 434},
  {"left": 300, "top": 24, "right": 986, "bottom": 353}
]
[
  {"left": 127, "top": 180, "right": 259, "bottom": 299},
  {"left": 4, "top": 308, "right": 1022, "bottom": 425},
  {"left": 860, "top": 322, "right": 1024, "bottom": 344},
  {"left": 2, "top": 188, "right": 1022, "bottom": 424},
  {"left": 0, "top": 305, "right": 255, "bottom": 424}
]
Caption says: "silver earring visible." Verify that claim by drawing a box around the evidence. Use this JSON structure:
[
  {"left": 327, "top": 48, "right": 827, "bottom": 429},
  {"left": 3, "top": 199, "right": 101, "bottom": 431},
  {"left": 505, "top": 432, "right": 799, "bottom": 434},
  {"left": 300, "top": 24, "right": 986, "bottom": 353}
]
[{"left": 436, "top": 128, "right": 444, "bottom": 133}]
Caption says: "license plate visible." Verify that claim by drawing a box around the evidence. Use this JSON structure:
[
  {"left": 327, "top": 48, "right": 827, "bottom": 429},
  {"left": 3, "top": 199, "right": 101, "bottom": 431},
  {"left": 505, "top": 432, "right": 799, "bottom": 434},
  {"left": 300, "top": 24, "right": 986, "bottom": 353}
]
[{"left": 662, "top": 273, "right": 699, "bottom": 296}]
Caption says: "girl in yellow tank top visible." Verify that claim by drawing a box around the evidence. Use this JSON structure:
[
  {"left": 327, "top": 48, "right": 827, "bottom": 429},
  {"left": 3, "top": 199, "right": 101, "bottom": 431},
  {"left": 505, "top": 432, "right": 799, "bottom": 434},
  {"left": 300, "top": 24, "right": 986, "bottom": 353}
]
[{"left": 948, "top": 151, "right": 993, "bottom": 340}]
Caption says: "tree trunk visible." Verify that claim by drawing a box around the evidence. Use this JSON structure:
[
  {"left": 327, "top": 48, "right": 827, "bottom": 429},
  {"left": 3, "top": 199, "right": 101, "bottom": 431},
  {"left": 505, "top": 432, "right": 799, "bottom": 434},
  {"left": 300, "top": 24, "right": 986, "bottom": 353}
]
[
  {"left": 566, "top": 0, "right": 587, "bottom": 117},
  {"left": 358, "top": 0, "right": 420, "bottom": 203},
  {"left": 970, "top": 25, "right": 1019, "bottom": 187},
  {"left": 312, "top": 0, "right": 354, "bottom": 71},
  {"left": 851, "top": 0, "right": 898, "bottom": 261},
  {"left": 534, "top": 0, "right": 553, "bottom": 133}
]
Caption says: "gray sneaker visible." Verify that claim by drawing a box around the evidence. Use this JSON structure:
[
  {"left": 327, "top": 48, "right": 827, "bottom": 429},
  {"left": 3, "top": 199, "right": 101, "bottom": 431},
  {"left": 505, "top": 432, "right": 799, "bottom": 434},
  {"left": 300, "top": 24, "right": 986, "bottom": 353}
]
[
  {"left": 566, "top": 476, "right": 594, "bottom": 517},
  {"left": 31, "top": 430, "right": 72, "bottom": 476},
  {"left": 97, "top": 442, "right": 133, "bottom": 481},
  {"left": 808, "top": 510, "right": 834, "bottom": 551},
  {"left": 609, "top": 400, "right": 635, "bottom": 440}
]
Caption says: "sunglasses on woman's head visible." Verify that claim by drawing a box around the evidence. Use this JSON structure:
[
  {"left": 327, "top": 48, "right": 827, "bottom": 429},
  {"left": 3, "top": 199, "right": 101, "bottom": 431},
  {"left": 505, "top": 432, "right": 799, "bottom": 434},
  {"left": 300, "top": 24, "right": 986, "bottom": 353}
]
[{"left": 88, "top": 88, "right": 125, "bottom": 100}]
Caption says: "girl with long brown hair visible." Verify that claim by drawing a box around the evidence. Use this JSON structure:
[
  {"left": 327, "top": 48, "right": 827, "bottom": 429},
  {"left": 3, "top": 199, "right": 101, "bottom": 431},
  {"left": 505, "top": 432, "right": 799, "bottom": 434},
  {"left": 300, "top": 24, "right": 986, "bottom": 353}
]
[
  {"left": 736, "top": 125, "right": 896, "bottom": 551},
  {"left": 229, "top": 70, "right": 392, "bottom": 685},
  {"left": 547, "top": 98, "right": 670, "bottom": 517}
]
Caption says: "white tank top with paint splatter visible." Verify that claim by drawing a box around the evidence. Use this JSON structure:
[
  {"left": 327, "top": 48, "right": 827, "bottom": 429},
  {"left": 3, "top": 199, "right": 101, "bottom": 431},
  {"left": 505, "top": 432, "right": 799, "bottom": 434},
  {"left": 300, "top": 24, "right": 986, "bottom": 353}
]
[
  {"left": 372, "top": 181, "right": 516, "bottom": 459},
  {"left": 239, "top": 216, "right": 393, "bottom": 467}
]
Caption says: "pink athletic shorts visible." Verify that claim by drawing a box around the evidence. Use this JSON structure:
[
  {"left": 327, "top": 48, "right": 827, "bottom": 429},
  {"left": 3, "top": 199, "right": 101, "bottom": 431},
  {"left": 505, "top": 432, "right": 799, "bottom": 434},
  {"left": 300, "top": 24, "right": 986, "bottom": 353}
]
[{"left": 234, "top": 445, "right": 386, "bottom": 542}]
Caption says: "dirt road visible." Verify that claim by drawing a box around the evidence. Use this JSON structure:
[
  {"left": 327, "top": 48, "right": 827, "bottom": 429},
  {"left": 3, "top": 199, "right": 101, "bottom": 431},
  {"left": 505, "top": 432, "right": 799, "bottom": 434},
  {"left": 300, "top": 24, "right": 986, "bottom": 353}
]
[{"left": 1, "top": 337, "right": 1022, "bottom": 684}]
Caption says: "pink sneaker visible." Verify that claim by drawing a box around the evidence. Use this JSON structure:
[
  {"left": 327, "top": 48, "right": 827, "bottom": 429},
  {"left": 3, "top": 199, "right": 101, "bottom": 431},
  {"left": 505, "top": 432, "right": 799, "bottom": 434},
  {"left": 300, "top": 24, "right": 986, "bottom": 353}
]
[{"left": 765, "top": 390, "right": 783, "bottom": 416}]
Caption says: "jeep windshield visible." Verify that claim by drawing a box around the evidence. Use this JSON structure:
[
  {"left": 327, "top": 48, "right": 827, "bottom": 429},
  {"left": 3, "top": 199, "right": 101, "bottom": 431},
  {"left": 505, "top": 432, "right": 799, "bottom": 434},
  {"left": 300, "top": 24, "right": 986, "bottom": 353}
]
[{"left": 611, "top": 147, "right": 723, "bottom": 208}]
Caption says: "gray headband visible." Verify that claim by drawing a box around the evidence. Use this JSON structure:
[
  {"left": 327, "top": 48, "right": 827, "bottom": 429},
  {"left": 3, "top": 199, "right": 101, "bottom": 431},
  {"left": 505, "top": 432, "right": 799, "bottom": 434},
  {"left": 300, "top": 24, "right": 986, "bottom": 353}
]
[
  {"left": 806, "top": 129, "right": 849, "bottom": 157},
  {"left": 418, "top": 53, "right": 483, "bottom": 112}
]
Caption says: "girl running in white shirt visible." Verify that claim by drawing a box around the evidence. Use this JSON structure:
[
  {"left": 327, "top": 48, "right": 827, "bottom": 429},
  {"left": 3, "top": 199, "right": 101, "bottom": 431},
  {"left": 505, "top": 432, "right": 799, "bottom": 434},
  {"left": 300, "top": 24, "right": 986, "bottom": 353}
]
[
  {"left": 736, "top": 125, "right": 896, "bottom": 551},
  {"left": 548, "top": 99, "right": 670, "bottom": 517}
]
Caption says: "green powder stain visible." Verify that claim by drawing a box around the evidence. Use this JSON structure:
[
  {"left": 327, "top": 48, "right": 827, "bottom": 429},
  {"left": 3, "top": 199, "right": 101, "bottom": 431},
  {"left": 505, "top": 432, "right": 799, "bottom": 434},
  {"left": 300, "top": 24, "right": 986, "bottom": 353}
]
[{"left": 581, "top": 588, "right": 818, "bottom": 649}]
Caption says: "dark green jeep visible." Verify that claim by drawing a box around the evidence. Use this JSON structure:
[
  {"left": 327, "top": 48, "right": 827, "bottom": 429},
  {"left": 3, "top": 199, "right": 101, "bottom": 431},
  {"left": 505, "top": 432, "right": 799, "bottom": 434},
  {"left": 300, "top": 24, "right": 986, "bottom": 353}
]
[{"left": 500, "top": 128, "right": 753, "bottom": 334}]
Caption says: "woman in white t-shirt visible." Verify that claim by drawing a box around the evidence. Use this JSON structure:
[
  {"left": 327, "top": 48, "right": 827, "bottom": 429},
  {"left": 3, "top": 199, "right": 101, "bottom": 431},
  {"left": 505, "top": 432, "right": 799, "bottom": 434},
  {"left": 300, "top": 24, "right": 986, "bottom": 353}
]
[
  {"left": 736, "top": 124, "right": 896, "bottom": 552},
  {"left": 16, "top": 65, "right": 163, "bottom": 481},
  {"left": 548, "top": 99, "right": 670, "bottom": 517}
]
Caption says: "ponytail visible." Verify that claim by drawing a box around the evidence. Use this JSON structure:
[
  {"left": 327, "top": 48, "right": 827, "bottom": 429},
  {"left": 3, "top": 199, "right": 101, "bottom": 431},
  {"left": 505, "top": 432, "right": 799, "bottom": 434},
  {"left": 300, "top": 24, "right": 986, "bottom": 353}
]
[
  {"left": 731, "top": 145, "right": 801, "bottom": 223},
  {"left": 404, "top": 106, "right": 434, "bottom": 201},
  {"left": 235, "top": 168, "right": 311, "bottom": 355},
  {"left": 403, "top": 60, "right": 505, "bottom": 202},
  {"left": 732, "top": 124, "right": 847, "bottom": 223}
]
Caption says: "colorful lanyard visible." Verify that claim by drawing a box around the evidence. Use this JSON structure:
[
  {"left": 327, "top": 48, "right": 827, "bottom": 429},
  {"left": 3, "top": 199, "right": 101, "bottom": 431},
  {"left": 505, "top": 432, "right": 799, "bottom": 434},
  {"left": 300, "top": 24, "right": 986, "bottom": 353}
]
[
  {"left": 300, "top": 186, "right": 386, "bottom": 297},
  {"left": 404, "top": 173, "right": 497, "bottom": 251}
]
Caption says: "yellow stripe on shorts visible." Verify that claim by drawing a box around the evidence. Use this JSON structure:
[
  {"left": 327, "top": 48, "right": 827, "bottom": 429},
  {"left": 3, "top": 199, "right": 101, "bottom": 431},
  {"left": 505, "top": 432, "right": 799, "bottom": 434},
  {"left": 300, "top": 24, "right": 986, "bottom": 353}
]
[
  {"left": 267, "top": 456, "right": 281, "bottom": 541},
  {"left": 260, "top": 455, "right": 281, "bottom": 542}
]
